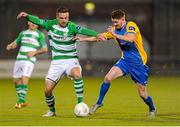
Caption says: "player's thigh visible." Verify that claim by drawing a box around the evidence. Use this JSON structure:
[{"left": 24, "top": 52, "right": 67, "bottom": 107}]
[
  {"left": 70, "top": 67, "right": 82, "bottom": 79},
  {"left": 22, "top": 61, "right": 34, "bottom": 78},
  {"left": 130, "top": 64, "right": 149, "bottom": 85},
  {"left": 66, "top": 59, "right": 82, "bottom": 78},
  {"left": 13, "top": 61, "right": 23, "bottom": 79},
  {"left": 46, "top": 60, "right": 66, "bottom": 84},
  {"left": 104, "top": 66, "right": 124, "bottom": 82}
]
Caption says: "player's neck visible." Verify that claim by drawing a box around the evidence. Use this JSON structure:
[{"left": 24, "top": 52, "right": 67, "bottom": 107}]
[
  {"left": 29, "top": 28, "right": 36, "bottom": 31},
  {"left": 59, "top": 22, "right": 68, "bottom": 28}
]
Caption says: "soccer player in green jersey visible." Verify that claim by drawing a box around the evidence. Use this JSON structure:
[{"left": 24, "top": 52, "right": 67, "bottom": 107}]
[
  {"left": 6, "top": 21, "right": 48, "bottom": 108},
  {"left": 17, "top": 6, "right": 99, "bottom": 117}
]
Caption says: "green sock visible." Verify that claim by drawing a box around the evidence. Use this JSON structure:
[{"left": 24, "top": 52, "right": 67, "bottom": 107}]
[
  {"left": 45, "top": 95, "right": 55, "bottom": 112},
  {"left": 74, "top": 78, "right": 84, "bottom": 103},
  {"left": 15, "top": 84, "right": 21, "bottom": 99},
  {"left": 17, "top": 84, "right": 28, "bottom": 104}
]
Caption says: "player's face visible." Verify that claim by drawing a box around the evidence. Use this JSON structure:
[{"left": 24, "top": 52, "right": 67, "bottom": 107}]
[
  {"left": 111, "top": 17, "right": 125, "bottom": 29},
  {"left": 56, "top": 12, "right": 69, "bottom": 27},
  {"left": 28, "top": 21, "right": 38, "bottom": 30}
]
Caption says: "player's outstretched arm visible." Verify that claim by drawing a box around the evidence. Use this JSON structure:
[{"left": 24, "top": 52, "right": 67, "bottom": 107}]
[
  {"left": 74, "top": 23, "right": 99, "bottom": 37},
  {"left": 6, "top": 41, "right": 18, "bottom": 51},
  {"left": 27, "top": 47, "right": 48, "bottom": 58},
  {"left": 17, "top": 12, "right": 48, "bottom": 29},
  {"left": 108, "top": 26, "right": 135, "bottom": 42},
  {"left": 74, "top": 36, "right": 99, "bottom": 43},
  {"left": 78, "top": 27, "right": 99, "bottom": 36},
  {"left": 17, "top": 12, "right": 28, "bottom": 19},
  {"left": 97, "top": 33, "right": 107, "bottom": 41}
]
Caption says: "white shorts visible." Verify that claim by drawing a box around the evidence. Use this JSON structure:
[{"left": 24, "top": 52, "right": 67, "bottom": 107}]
[
  {"left": 13, "top": 60, "right": 34, "bottom": 78},
  {"left": 46, "top": 59, "right": 82, "bottom": 84}
]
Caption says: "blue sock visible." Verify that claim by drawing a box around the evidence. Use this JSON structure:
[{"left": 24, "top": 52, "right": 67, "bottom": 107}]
[
  {"left": 142, "top": 96, "right": 155, "bottom": 111},
  {"left": 96, "top": 82, "right": 110, "bottom": 104}
]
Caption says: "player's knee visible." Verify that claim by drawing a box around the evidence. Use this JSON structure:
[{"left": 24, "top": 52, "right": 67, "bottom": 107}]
[
  {"left": 45, "top": 88, "right": 52, "bottom": 97},
  {"left": 138, "top": 85, "right": 147, "bottom": 98},
  {"left": 139, "top": 91, "right": 146, "bottom": 98},
  {"left": 13, "top": 79, "right": 21, "bottom": 85},
  {"left": 14, "top": 80, "right": 19, "bottom": 85},
  {"left": 72, "top": 73, "right": 82, "bottom": 80},
  {"left": 44, "top": 80, "right": 54, "bottom": 96},
  {"left": 22, "top": 77, "right": 29, "bottom": 85},
  {"left": 104, "top": 75, "right": 112, "bottom": 83}
]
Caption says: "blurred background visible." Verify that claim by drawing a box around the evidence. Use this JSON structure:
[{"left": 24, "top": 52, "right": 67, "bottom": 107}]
[{"left": 0, "top": 0, "right": 180, "bottom": 78}]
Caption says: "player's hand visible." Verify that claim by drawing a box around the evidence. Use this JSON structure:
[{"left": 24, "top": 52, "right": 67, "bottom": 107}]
[
  {"left": 97, "top": 33, "right": 106, "bottom": 41},
  {"left": 17, "top": 12, "right": 28, "bottom": 19},
  {"left": 72, "top": 36, "right": 80, "bottom": 41},
  {"left": 27, "top": 51, "right": 36, "bottom": 58},
  {"left": 6, "top": 44, "right": 12, "bottom": 51}
]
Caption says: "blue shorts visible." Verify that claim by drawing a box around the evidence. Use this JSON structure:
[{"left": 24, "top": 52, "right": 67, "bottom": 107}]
[{"left": 114, "top": 59, "right": 150, "bottom": 85}]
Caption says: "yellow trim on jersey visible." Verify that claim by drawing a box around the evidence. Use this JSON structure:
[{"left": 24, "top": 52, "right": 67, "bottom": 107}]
[
  {"left": 103, "top": 31, "right": 124, "bottom": 58},
  {"left": 103, "top": 27, "right": 127, "bottom": 59},
  {"left": 126, "top": 21, "right": 147, "bottom": 64},
  {"left": 103, "top": 32, "right": 114, "bottom": 40}
]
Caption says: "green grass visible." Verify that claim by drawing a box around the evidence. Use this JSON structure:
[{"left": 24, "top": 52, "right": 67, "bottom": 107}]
[{"left": 0, "top": 76, "right": 180, "bottom": 126}]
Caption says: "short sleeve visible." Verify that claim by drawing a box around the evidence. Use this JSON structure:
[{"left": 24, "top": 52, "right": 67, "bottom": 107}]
[
  {"left": 15, "top": 32, "right": 23, "bottom": 45},
  {"left": 38, "top": 32, "right": 47, "bottom": 48},
  {"left": 103, "top": 32, "right": 114, "bottom": 40},
  {"left": 126, "top": 21, "right": 138, "bottom": 34}
]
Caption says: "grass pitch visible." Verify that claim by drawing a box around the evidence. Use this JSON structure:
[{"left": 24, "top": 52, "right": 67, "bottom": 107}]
[{"left": 0, "top": 76, "right": 180, "bottom": 126}]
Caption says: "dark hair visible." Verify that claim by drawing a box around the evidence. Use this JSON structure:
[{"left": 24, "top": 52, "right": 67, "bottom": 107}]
[
  {"left": 56, "top": 6, "right": 69, "bottom": 13},
  {"left": 111, "top": 9, "right": 125, "bottom": 19}
]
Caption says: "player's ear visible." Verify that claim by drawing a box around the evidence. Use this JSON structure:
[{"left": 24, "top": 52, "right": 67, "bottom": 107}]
[{"left": 56, "top": 13, "right": 59, "bottom": 19}]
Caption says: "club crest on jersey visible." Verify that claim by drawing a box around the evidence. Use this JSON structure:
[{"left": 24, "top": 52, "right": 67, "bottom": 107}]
[
  {"left": 129, "top": 26, "right": 135, "bottom": 31},
  {"left": 76, "top": 26, "right": 81, "bottom": 31}
]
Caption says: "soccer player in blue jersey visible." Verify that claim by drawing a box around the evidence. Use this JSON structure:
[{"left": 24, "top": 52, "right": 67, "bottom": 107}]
[{"left": 76, "top": 9, "right": 156, "bottom": 117}]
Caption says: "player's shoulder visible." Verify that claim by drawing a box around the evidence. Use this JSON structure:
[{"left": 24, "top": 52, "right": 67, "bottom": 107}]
[
  {"left": 35, "top": 29, "right": 43, "bottom": 34},
  {"left": 43, "top": 19, "right": 59, "bottom": 26},
  {"left": 127, "top": 21, "right": 138, "bottom": 27},
  {"left": 48, "top": 19, "right": 59, "bottom": 24},
  {"left": 68, "top": 21, "right": 82, "bottom": 31},
  {"left": 20, "top": 30, "right": 28, "bottom": 34},
  {"left": 126, "top": 21, "right": 139, "bottom": 32},
  {"left": 35, "top": 29, "right": 45, "bottom": 37},
  {"left": 68, "top": 21, "right": 78, "bottom": 27},
  {"left": 68, "top": 21, "right": 75, "bottom": 25}
]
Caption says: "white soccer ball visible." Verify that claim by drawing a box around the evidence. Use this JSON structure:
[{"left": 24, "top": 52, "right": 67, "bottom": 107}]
[{"left": 74, "top": 102, "right": 89, "bottom": 117}]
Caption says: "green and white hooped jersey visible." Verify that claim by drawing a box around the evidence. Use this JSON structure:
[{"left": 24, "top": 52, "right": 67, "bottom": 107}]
[
  {"left": 15, "top": 29, "right": 46, "bottom": 64},
  {"left": 47, "top": 24, "right": 78, "bottom": 60},
  {"left": 27, "top": 14, "right": 99, "bottom": 60}
]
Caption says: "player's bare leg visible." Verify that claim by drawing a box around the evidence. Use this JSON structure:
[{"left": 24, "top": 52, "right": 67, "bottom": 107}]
[
  {"left": 137, "top": 84, "right": 156, "bottom": 117},
  {"left": 89, "top": 66, "right": 124, "bottom": 115}
]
